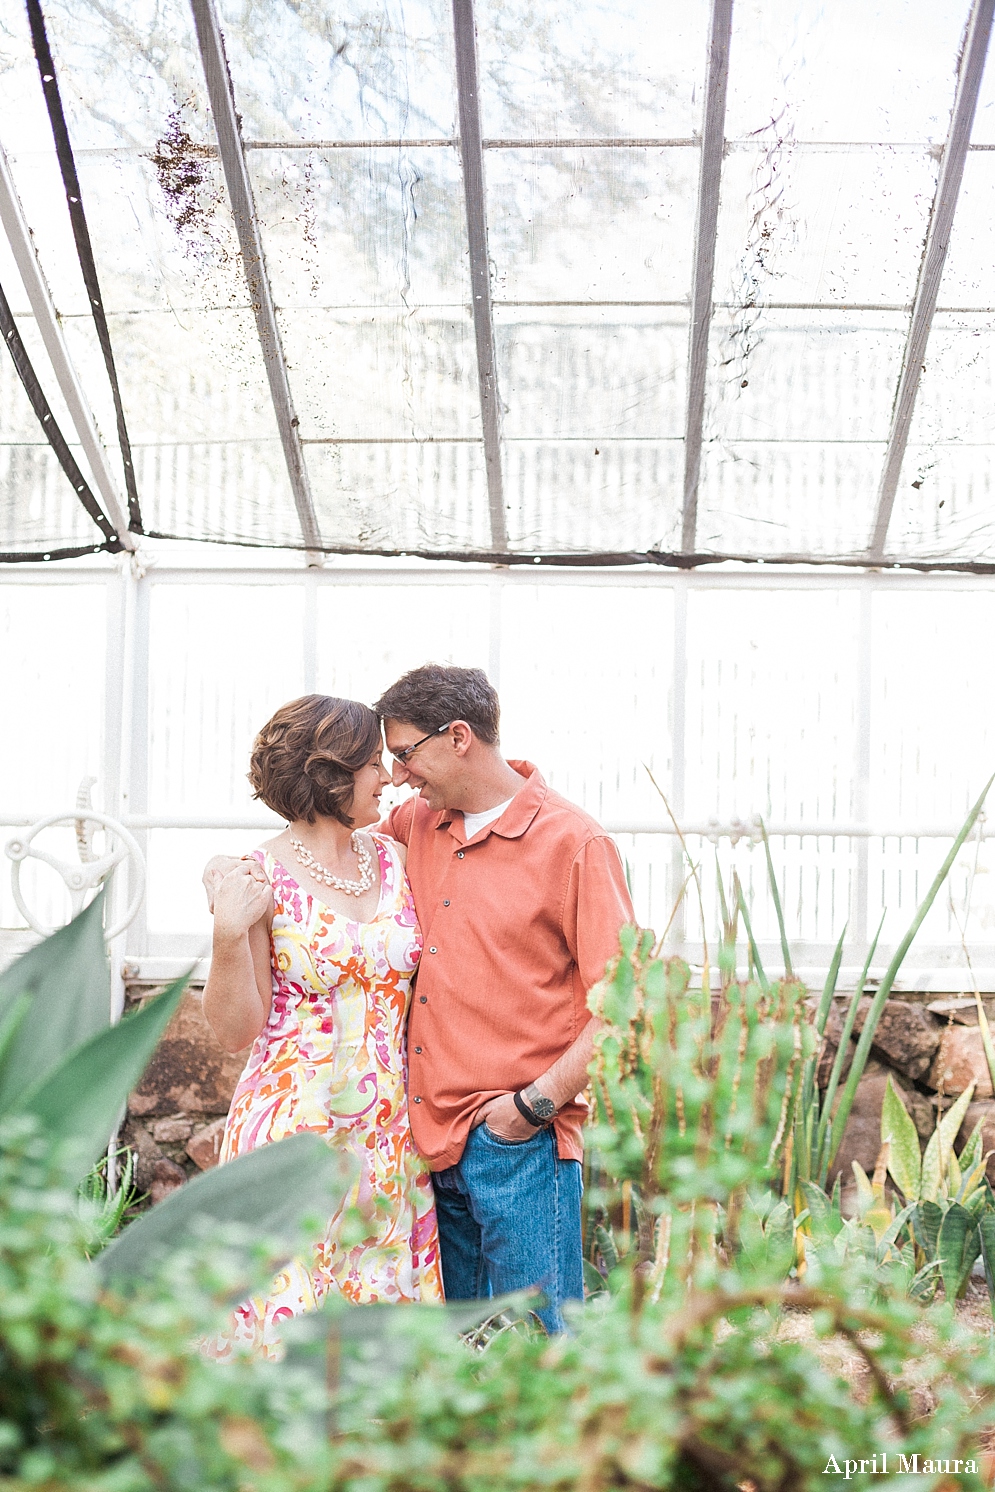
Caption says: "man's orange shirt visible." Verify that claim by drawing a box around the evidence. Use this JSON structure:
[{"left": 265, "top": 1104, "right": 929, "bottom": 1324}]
[{"left": 384, "top": 761, "right": 634, "bottom": 1171}]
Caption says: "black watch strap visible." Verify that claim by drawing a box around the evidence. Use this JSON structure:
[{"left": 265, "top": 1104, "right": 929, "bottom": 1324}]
[{"left": 513, "top": 1090, "right": 545, "bottom": 1126}]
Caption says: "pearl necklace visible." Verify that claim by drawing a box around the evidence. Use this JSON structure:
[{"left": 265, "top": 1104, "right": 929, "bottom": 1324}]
[{"left": 289, "top": 831, "right": 375, "bottom": 897}]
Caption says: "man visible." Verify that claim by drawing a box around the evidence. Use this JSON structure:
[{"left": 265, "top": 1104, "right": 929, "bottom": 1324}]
[{"left": 208, "top": 665, "right": 632, "bottom": 1331}]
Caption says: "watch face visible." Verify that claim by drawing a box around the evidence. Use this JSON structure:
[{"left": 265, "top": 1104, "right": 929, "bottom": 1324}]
[{"left": 532, "top": 1095, "right": 556, "bottom": 1121}]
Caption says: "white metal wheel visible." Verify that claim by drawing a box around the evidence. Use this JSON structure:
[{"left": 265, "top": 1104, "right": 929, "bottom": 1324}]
[{"left": 4, "top": 809, "right": 146, "bottom": 941}]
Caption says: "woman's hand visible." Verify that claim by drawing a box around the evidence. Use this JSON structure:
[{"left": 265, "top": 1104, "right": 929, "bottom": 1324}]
[
  {"left": 204, "top": 854, "right": 265, "bottom": 912},
  {"left": 212, "top": 863, "right": 272, "bottom": 941}
]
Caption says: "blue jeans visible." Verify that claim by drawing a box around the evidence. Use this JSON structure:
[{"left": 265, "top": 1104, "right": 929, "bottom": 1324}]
[{"left": 432, "top": 1122, "right": 583, "bottom": 1333}]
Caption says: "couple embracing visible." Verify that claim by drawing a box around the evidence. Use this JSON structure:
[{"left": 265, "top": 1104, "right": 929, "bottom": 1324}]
[{"left": 203, "top": 664, "right": 632, "bottom": 1353}]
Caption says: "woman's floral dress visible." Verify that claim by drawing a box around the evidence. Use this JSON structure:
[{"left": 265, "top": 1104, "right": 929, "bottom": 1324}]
[{"left": 215, "top": 833, "right": 443, "bottom": 1358}]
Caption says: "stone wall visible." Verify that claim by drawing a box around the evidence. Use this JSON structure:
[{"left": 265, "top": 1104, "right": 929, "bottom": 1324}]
[
  {"left": 120, "top": 984, "right": 995, "bottom": 1208},
  {"left": 122, "top": 984, "right": 248, "bottom": 1205},
  {"left": 820, "top": 994, "right": 995, "bottom": 1190}
]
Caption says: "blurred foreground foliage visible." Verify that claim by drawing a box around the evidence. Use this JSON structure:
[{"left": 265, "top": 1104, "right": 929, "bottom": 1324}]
[{"left": 2, "top": 853, "right": 995, "bottom": 1489}]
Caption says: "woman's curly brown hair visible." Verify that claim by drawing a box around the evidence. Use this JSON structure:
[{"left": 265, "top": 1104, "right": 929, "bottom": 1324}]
[{"left": 248, "top": 695, "right": 382, "bottom": 826}]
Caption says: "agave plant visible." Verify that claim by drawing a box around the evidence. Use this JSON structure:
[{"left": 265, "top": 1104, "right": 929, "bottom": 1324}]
[{"left": 0, "top": 893, "right": 353, "bottom": 1289}]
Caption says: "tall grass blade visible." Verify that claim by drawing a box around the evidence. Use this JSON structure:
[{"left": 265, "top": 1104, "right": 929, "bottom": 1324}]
[
  {"left": 797, "top": 925, "right": 847, "bottom": 1174},
  {"left": 735, "top": 875, "right": 769, "bottom": 995},
  {"left": 816, "top": 913, "right": 884, "bottom": 1183},
  {"left": 760, "top": 820, "right": 793, "bottom": 978},
  {"left": 825, "top": 775, "right": 995, "bottom": 1176}
]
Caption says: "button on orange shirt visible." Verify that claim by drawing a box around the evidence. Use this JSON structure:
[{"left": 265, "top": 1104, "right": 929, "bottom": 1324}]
[{"left": 384, "top": 761, "right": 634, "bottom": 1171}]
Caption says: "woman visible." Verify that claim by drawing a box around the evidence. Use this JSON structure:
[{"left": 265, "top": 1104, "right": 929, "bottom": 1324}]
[{"left": 204, "top": 693, "right": 443, "bottom": 1358}]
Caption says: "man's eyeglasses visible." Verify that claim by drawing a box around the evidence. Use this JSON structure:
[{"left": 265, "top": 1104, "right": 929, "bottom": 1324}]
[{"left": 390, "top": 721, "right": 453, "bottom": 765}]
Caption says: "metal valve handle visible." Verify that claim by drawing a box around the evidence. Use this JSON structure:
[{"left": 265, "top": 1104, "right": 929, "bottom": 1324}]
[{"left": 5, "top": 809, "right": 145, "bottom": 941}]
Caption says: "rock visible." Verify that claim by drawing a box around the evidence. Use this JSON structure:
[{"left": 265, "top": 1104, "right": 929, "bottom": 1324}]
[
  {"left": 957, "top": 1101, "right": 995, "bottom": 1185},
  {"left": 892, "top": 1075, "right": 935, "bottom": 1144},
  {"left": 826, "top": 1059, "right": 894, "bottom": 1193},
  {"left": 121, "top": 1117, "right": 165, "bottom": 1193},
  {"left": 852, "top": 998, "right": 940, "bottom": 1082},
  {"left": 149, "top": 1157, "right": 187, "bottom": 1206},
  {"left": 928, "top": 1025, "right": 994, "bottom": 1098},
  {"left": 186, "top": 1117, "right": 227, "bottom": 1171},
  {"left": 152, "top": 1117, "right": 193, "bottom": 1144},
  {"left": 129, "top": 990, "right": 248, "bottom": 1117}
]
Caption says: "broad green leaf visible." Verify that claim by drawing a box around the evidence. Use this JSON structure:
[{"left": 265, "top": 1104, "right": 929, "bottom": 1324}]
[
  {"left": 913, "top": 1200, "right": 944, "bottom": 1259},
  {"left": 974, "top": 994, "right": 995, "bottom": 1098},
  {"left": 948, "top": 1147, "right": 962, "bottom": 1197},
  {"left": 15, "top": 973, "right": 188, "bottom": 1182},
  {"left": 583, "top": 1260, "right": 610, "bottom": 1296},
  {"left": 957, "top": 1156, "right": 991, "bottom": 1206},
  {"left": 959, "top": 1116, "right": 986, "bottom": 1176},
  {"left": 851, "top": 1161, "right": 874, "bottom": 1220},
  {"left": 937, "top": 1203, "right": 980, "bottom": 1301},
  {"left": 98, "top": 1130, "right": 356, "bottom": 1284},
  {"left": 876, "top": 1203, "right": 915, "bottom": 1262},
  {"left": 979, "top": 1213, "right": 995, "bottom": 1321},
  {"left": 0, "top": 895, "right": 110, "bottom": 1110},
  {"left": 937, "top": 1085, "right": 976, "bottom": 1187},
  {"left": 920, "top": 1130, "right": 941, "bottom": 1203},
  {"left": 800, "top": 1180, "right": 844, "bottom": 1239},
  {"left": 881, "top": 1077, "right": 922, "bottom": 1202}
]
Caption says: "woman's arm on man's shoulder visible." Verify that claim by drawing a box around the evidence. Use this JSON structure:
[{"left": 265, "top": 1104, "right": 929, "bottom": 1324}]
[{"left": 203, "top": 863, "right": 274, "bottom": 1053}]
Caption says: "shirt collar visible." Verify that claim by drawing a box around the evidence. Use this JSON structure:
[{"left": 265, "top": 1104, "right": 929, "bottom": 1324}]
[{"left": 436, "top": 760, "right": 546, "bottom": 843}]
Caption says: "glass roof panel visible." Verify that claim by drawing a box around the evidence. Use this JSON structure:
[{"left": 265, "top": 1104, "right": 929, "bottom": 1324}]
[
  {"left": 505, "top": 439, "right": 682, "bottom": 553},
  {"left": 306, "top": 441, "right": 491, "bottom": 552},
  {"left": 713, "top": 147, "right": 938, "bottom": 308},
  {"left": 725, "top": 0, "right": 965, "bottom": 144},
  {"left": 486, "top": 146, "right": 695, "bottom": 303},
  {"left": 703, "top": 310, "right": 908, "bottom": 445},
  {"left": 937, "top": 153, "right": 995, "bottom": 309},
  {"left": 0, "top": 0, "right": 213, "bottom": 154},
  {"left": 249, "top": 146, "right": 468, "bottom": 307},
  {"left": 0, "top": 345, "right": 106, "bottom": 555},
  {"left": 495, "top": 306, "right": 687, "bottom": 440},
  {"left": 280, "top": 308, "right": 478, "bottom": 440},
  {"left": 474, "top": 0, "right": 710, "bottom": 141},
  {"left": 219, "top": 0, "right": 457, "bottom": 143},
  {"left": 695, "top": 442, "right": 885, "bottom": 558},
  {"left": 887, "top": 443, "right": 995, "bottom": 562}
]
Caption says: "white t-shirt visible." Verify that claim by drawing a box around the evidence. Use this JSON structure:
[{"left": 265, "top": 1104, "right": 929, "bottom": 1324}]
[{"left": 462, "top": 797, "right": 514, "bottom": 840}]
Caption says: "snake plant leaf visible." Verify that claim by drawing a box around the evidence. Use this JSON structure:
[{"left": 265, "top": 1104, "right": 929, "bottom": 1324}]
[
  {"left": 98, "top": 1130, "right": 357, "bottom": 1285},
  {"left": 800, "top": 1180, "right": 844, "bottom": 1239},
  {"left": 979, "top": 1213, "right": 995, "bottom": 1319},
  {"left": 881, "top": 1077, "right": 922, "bottom": 1202},
  {"left": 851, "top": 1161, "right": 874, "bottom": 1220},
  {"left": 957, "top": 1154, "right": 991, "bottom": 1205},
  {"left": 912, "top": 1200, "right": 944, "bottom": 1259},
  {"left": 959, "top": 1116, "right": 986, "bottom": 1177},
  {"left": 974, "top": 994, "right": 995, "bottom": 1098},
  {"left": 920, "top": 1130, "right": 941, "bottom": 1203},
  {"left": 966, "top": 1183, "right": 992, "bottom": 1220},
  {"left": 937, "top": 1085, "right": 977, "bottom": 1189},
  {"left": 14, "top": 973, "right": 188, "bottom": 1183},
  {"left": 876, "top": 1203, "right": 916, "bottom": 1262},
  {"left": 937, "top": 1203, "right": 981, "bottom": 1302},
  {"left": 0, "top": 893, "right": 110, "bottom": 1112}
]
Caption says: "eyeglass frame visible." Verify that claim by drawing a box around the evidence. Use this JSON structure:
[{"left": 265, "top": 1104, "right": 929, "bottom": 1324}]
[{"left": 389, "top": 721, "right": 454, "bottom": 765}]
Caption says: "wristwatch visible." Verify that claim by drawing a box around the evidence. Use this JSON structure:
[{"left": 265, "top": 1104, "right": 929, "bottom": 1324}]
[{"left": 514, "top": 1082, "right": 557, "bottom": 1127}]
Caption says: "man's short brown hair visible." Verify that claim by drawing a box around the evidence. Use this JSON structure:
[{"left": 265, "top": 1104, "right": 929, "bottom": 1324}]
[
  {"left": 249, "top": 695, "right": 382, "bottom": 826},
  {"left": 374, "top": 665, "right": 500, "bottom": 745}
]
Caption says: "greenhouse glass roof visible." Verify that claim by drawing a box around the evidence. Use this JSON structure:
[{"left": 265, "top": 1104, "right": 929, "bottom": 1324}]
[{"left": 1, "top": 0, "right": 995, "bottom": 568}]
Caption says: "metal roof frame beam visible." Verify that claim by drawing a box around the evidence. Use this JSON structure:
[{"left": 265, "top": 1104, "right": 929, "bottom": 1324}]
[
  {"left": 0, "top": 140, "right": 134, "bottom": 551},
  {"left": 681, "top": 0, "right": 734, "bottom": 553},
  {"left": 452, "top": 0, "right": 508, "bottom": 553},
  {"left": 189, "top": 0, "right": 324, "bottom": 565},
  {"left": 868, "top": 0, "right": 995, "bottom": 562}
]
